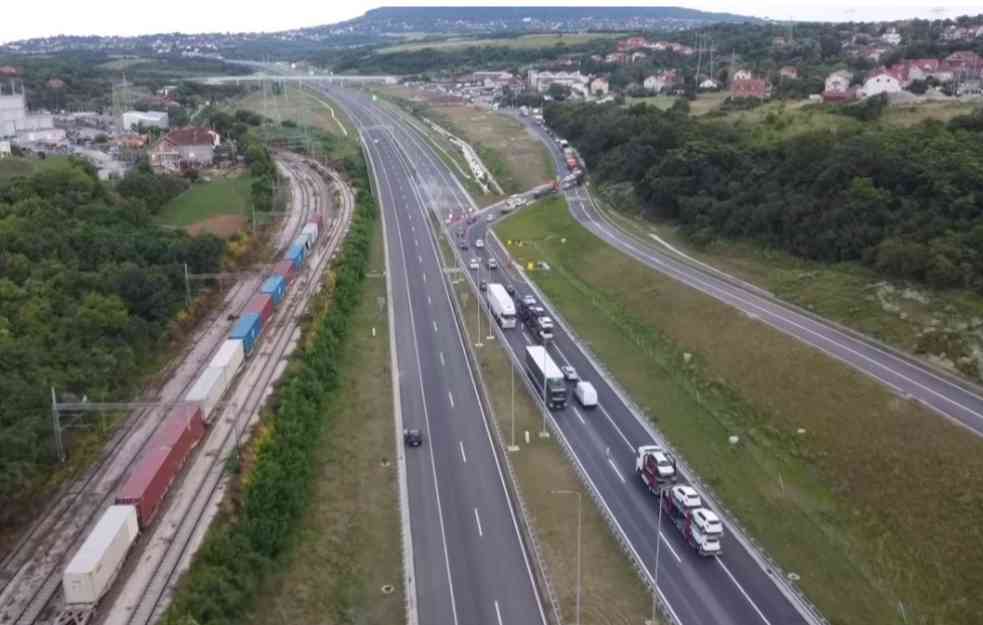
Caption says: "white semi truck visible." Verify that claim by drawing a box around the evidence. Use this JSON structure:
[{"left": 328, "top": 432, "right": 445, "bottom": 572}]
[{"left": 486, "top": 283, "right": 517, "bottom": 329}]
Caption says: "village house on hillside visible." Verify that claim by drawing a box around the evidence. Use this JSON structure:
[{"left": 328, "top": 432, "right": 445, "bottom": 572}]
[
  {"left": 643, "top": 70, "right": 679, "bottom": 94},
  {"left": 731, "top": 78, "right": 770, "bottom": 99},
  {"left": 732, "top": 69, "right": 754, "bottom": 82},
  {"left": 860, "top": 69, "right": 903, "bottom": 97},
  {"left": 589, "top": 76, "right": 609, "bottom": 96},
  {"left": 779, "top": 66, "right": 799, "bottom": 79},
  {"left": 150, "top": 127, "right": 220, "bottom": 171},
  {"left": 822, "top": 70, "right": 855, "bottom": 101}
]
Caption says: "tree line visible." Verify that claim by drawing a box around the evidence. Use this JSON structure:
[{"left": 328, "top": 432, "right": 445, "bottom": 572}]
[
  {"left": 0, "top": 159, "right": 225, "bottom": 528},
  {"left": 546, "top": 101, "right": 983, "bottom": 290}
]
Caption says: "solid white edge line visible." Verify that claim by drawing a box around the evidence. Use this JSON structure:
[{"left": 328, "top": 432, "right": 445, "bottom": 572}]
[{"left": 361, "top": 132, "right": 419, "bottom": 625}]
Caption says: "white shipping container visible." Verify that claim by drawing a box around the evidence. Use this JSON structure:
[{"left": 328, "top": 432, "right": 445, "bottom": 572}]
[
  {"left": 301, "top": 222, "right": 319, "bottom": 242},
  {"left": 208, "top": 339, "right": 244, "bottom": 389},
  {"left": 63, "top": 505, "right": 139, "bottom": 606},
  {"left": 185, "top": 366, "right": 228, "bottom": 420}
]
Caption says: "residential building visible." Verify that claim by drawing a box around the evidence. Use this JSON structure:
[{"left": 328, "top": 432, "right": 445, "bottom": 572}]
[
  {"left": 0, "top": 140, "right": 10, "bottom": 157},
  {"left": 630, "top": 51, "right": 648, "bottom": 64},
  {"left": 604, "top": 52, "right": 627, "bottom": 64},
  {"left": 881, "top": 28, "right": 902, "bottom": 46},
  {"left": 699, "top": 78, "right": 720, "bottom": 90},
  {"left": 472, "top": 71, "right": 514, "bottom": 88},
  {"left": 527, "top": 70, "right": 591, "bottom": 96},
  {"left": 946, "top": 51, "right": 983, "bottom": 76},
  {"left": 732, "top": 69, "right": 754, "bottom": 81},
  {"left": 906, "top": 59, "right": 940, "bottom": 81},
  {"left": 589, "top": 76, "right": 609, "bottom": 96},
  {"left": 617, "top": 36, "right": 650, "bottom": 51},
  {"left": 823, "top": 70, "right": 854, "bottom": 101},
  {"left": 150, "top": 127, "right": 220, "bottom": 171},
  {"left": 779, "top": 66, "right": 799, "bottom": 79},
  {"left": 861, "top": 70, "right": 903, "bottom": 97},
  {"left": 643, "top": 70, "right": 679, "bottom": 93},
  {"left": 122, "top": 110, "right": 169, "bottom": 131},
  {"left": 731, "top": 79, "right": 770, "bottom": 99}
]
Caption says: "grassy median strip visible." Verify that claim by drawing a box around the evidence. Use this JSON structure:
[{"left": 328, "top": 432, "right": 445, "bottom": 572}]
[
  {"left": 245, "top": 215, "right": 402, "bottom": 625},
  {"left": 441, "top": 249, "right": 657, "bottom": 624},
  {"left": 495, "top": 197, "right": 983, "bottom": 625}
]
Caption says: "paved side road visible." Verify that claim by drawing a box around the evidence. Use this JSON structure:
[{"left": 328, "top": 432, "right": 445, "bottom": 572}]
[
  {"left": 330, "top": 87, "right": 822, "bottom": 625},
  {"left": 336, "top": 89, "right": 548, "bottom": 625},
  {"left": 512, "top": 112, "right": 983, "bottom": 439}
]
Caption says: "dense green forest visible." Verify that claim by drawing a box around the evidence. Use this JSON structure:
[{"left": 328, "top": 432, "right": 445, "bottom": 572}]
[
  {"left": 546, "top": 102, "right": 983, "bottom": 290},
  {"left": 0, "top": 159, "right": 225, "bottom": 526}
]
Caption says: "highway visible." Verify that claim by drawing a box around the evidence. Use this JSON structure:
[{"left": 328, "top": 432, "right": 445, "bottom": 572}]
[
  {"left": 514, "top": 113, "right": 983, "bottom": 439},
  {"left": 321, "top": 86, "right": 822, "bottom": 625},
  {"left": 327, "top": 88, "right": 547, "bottom": 625}
]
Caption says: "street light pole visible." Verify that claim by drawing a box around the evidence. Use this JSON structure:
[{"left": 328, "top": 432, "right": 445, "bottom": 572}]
[
  {"left": 552, "top": 489, "right": 582, "bottom": 625},
  {"left": 475, "top": 260, "right": 483, "bottom": 348}
]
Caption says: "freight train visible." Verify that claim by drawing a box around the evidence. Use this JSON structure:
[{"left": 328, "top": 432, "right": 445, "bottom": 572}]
[{"left": 60, "top": 213, "right": 323, "bottom": 610}]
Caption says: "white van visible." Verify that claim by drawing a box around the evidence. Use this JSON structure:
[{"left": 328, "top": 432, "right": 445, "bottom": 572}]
[{"left": 575, "top": 381, "right": 597, "bottom": 408}]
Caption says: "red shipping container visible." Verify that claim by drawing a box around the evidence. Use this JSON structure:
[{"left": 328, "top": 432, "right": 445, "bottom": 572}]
[
  {"left": 307, "top": 212, "right": 323, "bottom": 228},
  {"left": 272, "top": 259, "right": 296, "bottom": 284},
  {"left": 243, "top": 292, "right": 274, "bottom": 324},
  {"left": 115, "top": 404, "right": 204, "bottom": 528}
]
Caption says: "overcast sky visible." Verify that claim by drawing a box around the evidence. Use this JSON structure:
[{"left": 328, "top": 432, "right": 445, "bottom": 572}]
[{"left": 3, "top": 1, "right": 982, "bottom": 45}]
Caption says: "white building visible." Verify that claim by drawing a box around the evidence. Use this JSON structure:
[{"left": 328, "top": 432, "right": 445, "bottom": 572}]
[
  {"left": 122, "top": 110, "right": 169, "bottom": 131},
  {"left": 699, "top": 78, "right": 720, "bottom": 90},
  {"left": 0, "top": 140, "right": 10, "bottom": 158},
  {"left": 861, "top": 72, "right": 902, "bottom": 97},
  {"left": 825, "top": 70, "right": 853, "bottom": 94},
  {"left": 881, "top": 28, "right": 902, "bottom": 46},
  {"left": 527, "top": 70, "right": 590, "bottom": 96},
  {"left": 589, "top": 76, "right": 609, "bottom": 96},
  {"left": 0, "top": 90, "right": 65, "bottom": 144},
  {"left": 732, "top": 69, "right": 754, "bottom": 81}
]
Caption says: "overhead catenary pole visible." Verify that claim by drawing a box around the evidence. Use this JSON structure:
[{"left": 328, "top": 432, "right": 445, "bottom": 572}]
[{"left": 51, "top": 387, "right": 64, "bottom": 463}]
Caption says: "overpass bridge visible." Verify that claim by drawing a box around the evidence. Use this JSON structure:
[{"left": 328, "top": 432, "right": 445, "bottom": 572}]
[{"left": 197, "top": 73, "right": 398, "bottom": 85}]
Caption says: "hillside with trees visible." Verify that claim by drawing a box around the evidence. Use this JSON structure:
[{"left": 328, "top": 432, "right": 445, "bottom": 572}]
[
  {"left": 546, "top": 102, "right": 983, "bottom": 291},
  {"left": 0, "top": 159, "right": 225, "bottom": 530}
]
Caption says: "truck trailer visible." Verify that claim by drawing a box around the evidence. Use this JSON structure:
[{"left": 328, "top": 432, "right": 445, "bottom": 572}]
[
  {"left": 485, "top": 283, "right": 516, "bottom": 328},
  {"left": 525, "top": 345, "right": 569, "bottom": 409},
  {"left": 660, "top": 485, "right": 723, "bottom": 556},
  {"left": 635, "top": 445, "right": 678, "bottom": 492}
]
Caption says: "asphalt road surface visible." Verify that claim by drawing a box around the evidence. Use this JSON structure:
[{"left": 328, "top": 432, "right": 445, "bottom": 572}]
[
  {"left": 328, "top": 88, "right": 547, "bottom": 625},
  {"left": 323, "top": 86, "right": 822, "bottom": 625},
  {"left": 515, "top": 112, "right": 983, "bottom": 439}
]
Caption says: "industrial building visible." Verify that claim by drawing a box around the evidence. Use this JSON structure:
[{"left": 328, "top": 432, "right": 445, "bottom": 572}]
[
  {"left": 121, "top": 110, "right": 169, "bottom": 131},
  {"left": 0, "top": 79, "right": 65, "bottom": 144}
]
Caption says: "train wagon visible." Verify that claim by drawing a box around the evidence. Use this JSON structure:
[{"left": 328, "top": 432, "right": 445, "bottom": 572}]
[
  {"left": 230, "top": 312, "right": 263, "bottom": 355},
  {"left": 62, "top": 505, "right": 139, "bottom": 606},
  {"left": 271, "top": 259, "right": 297, "bottom": 284},
  {"left": 294, "top": 233, "right": 313, "bottom": 251},
  {"left": 209, "top": 339, "right": 244, "bottom": 390},
  {"left": 185, "top": 366, "right": 228, "bottom": 420},
  {"left": 243, "top": 293, "right": 274, "bottom": 325},
  {"left": 301, "top": 222, "right": 319, "bottom": 244},
  {"left": 307, "top": 211, "right": 323, "bottom": 228},
  {"left": 261, "top": 275, "right": 287, "bottom": 305},
  {"left": 114, "top": 403, "right": 205, "bottom": 529},
  {"left": 285, "top": 243, "right": 305, "bottom": 269}
]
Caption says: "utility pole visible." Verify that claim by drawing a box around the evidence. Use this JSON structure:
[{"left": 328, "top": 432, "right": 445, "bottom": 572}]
[
  {"left": 51, "top": 387, "right": 65, "bottom": 463},
  {"left": 183, "top": 263, "right": 192, "bottom": 307},
  {"left": 508, "top": 357, "right": 519, "bottom": 452}
]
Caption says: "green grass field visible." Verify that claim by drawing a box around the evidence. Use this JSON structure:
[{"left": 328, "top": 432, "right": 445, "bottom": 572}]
[
  {"left": 495, "top": 197, "right": 983, "bottom": 625},
  {"left": 239, "top": 86, "right": 355, "bottom": 138},
  {"left": 247, "top": 225, "right": 403, "bottom": 625},
  {"left": 625, "top": 95, "right": 679, "bottom": 110},
  {"left": 0, "top": 156, "right": 72, "bottom": 180},
  {"left": 378, "top": 32, "right": 624, "bottom": 54},
  {"left": 155, "top": 176, "right": 253, "bottom": 227}
]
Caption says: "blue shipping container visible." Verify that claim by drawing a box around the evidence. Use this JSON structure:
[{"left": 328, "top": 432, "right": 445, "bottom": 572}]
[
  {"left": 261, "top": 275, "right": 287, "bottom": 305},
  {"left": 285, "top": 244, "right": 305, "bottom": 269},
  {"left": 230, "top": 312, "right": 263, "bottom": 355}
]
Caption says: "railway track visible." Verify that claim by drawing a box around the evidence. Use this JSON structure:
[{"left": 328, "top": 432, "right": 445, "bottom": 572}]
[
  {"left": 110, "top": 159, "right": 353, "bottom": 625},
  {"left": 0, "top": 156, "right": 340, "bottom": 625}
]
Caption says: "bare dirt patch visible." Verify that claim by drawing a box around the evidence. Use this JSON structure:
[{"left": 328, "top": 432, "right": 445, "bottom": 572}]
[{"left": 186, "top": 214, "right": 247, "bottom": 238}]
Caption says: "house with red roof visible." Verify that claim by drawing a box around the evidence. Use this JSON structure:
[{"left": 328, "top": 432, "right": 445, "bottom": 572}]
[
  {"left": 150, "top": 127, "right": 220, "bottom": 171},
  {"left": 731, "top": 79, "right": 770, "bottom": 99}
]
